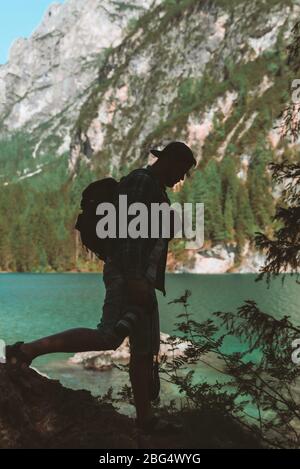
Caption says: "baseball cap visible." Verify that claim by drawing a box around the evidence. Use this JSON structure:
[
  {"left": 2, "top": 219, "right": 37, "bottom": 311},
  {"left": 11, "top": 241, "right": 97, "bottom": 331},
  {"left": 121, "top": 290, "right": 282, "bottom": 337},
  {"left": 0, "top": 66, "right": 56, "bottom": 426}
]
[{"left": 150, "top": 141, "right": 196, "bottom": 166}]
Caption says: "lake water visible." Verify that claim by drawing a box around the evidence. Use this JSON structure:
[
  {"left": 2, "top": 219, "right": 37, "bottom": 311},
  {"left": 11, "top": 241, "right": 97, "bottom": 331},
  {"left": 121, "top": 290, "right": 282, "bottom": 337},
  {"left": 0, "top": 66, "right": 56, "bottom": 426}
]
[{"left": 0, "top": 273, "right": 299, "bottom": 415}]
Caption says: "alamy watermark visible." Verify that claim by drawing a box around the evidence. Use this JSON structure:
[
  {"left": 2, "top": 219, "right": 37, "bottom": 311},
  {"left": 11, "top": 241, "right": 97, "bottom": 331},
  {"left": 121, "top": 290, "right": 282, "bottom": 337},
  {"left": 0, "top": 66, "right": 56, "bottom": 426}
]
[
  {"left": 0, "top": 339, "right": 5, "bottom": 364},
  {"left": 95, "top": 196, "right": 205, "bottom": 249},
  {"left": 291, "top": 339, "right": 300, "bottom": 365},
  {"left": 292, "top": 79, "right": 300, "bottom": 103}
]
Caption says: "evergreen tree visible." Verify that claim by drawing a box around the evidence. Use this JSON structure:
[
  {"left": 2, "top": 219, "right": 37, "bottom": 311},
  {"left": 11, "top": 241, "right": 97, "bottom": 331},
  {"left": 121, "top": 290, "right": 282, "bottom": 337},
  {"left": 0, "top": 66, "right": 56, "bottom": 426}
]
[
  {"left": 235, "top": 184, "right": 255, "bottom": 246},
  {"left": 191, "top": 169, "right": 208, "bottom": 240},
  {"left": 248, "top": 143, "right": 274, "bottom": 229},
  {"left": 224, "top": 192, "right": 235, "bottom": 241},
  {"left": 203, "top": 160, "right": 225, "bottom": 242},
  {"left": 220, "top": 155, "right": 239, "bottom": 218}
]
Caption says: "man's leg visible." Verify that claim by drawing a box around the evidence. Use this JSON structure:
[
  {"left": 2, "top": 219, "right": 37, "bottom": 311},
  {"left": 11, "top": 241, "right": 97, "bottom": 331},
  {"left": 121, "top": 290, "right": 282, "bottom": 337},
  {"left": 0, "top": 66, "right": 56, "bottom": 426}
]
[
  {"left": 129, "top": 289, "right": 160, "bottom": 426},
  {"left": 129, "top": 352, "right": 154, "bottom": 424},
  {"left": 20, "top": 261, "right": 128, "bottom": 362},
  {"left": 20, "top": 328, "right": 120, "bottom": 362}
]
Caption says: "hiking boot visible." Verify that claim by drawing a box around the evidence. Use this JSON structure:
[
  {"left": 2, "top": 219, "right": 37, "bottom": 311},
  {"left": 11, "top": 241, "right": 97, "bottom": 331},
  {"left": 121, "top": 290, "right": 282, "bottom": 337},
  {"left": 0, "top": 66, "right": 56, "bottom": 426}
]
[{"left": 5, "top": 342, "right": 32, "bottom": 368}]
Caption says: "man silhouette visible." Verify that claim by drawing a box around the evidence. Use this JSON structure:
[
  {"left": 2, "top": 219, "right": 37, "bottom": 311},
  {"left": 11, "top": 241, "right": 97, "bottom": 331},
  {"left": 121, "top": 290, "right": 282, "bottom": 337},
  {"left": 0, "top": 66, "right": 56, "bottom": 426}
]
[{"left": 6, "top": 141, "right": 196, "bottom": 434}]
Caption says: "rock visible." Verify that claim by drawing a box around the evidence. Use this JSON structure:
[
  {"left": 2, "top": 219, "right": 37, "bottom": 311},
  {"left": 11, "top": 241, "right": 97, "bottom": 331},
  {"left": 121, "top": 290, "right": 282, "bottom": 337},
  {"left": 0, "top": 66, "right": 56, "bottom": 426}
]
[
  {"left": 69, "top": 333, "right": 190, "bottom": 371},
  {"left": 231, "top": 240, "right": 266, "bottom": 273},
  {"left": 0, "top": 364, "right": 262, "bottom": 449},
  {"left": 0, "top": 363, "right": 136, "bottom": 448},
  {"left": 73, "top": 0, "right": 297, "bottom": 169},
  {"left": 0, "top": 0, "right": 161, "bottom": 137},
  {"left": 177, "top": 244, "right": 235, "bottom": 274},
  {"left": 234, "top": 252, "right": 266, "bottom": 274},
  {"left": 174, "top": 243, "right": 267, "bottom": 274}
]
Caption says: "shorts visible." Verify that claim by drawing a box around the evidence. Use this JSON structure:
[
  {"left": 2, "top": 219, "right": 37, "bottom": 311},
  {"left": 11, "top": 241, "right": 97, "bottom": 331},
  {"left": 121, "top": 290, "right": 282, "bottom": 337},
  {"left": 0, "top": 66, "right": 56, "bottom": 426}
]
[{"left": 96, "top": 258, "right": 160, "bottom": 356}]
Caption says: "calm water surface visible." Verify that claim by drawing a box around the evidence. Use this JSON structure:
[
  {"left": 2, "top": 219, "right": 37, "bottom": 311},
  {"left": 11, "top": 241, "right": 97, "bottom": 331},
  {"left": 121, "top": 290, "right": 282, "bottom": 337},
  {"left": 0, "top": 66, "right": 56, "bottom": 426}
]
[{"left": 0, "top": 273, "right": 298, "bottom": 415}]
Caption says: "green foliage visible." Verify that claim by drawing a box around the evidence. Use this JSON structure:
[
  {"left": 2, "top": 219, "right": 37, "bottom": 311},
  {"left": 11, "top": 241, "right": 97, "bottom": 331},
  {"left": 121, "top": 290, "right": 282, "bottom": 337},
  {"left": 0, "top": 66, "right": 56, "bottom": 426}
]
[
  {"left": 163, "top": 0, "right": 198, "bottom": 16},
  {"left": 235, "top": 184, "right": 256, "bottom": 246},
  {"left": 111, "top": 1, "right": 144, "bottom": 12},
  {"left": 0, "top": 147, "right": 100, "bottom": 272},
  {"left": 223, "top": 193, "right": 235, "bottom": 241},
  {"left": 126, "top": 17, "right": 139, "bottom": 34},
  {"left": 0, "top": 181, "right": 74, "bottom": 272},
  {"left": 255, "top": 161, "right": 300, "bottom": 283},
  {"left": 0, "top": 133, "right": 37, "bottom": 178},
  {"left": 247, "top": 143, "right": 274, "bottom": 230},
  {"left": 178, "top": 78, "right": 204, "bottom": 109},
  {"left": 168, "top": 155, "right": 261, "bottom": 249},
  {"left": 214, "top": 0, "right": 292, "bottom": 12},
  {"left": 157, "top": 288, "right": 300, "bottom": 449}
]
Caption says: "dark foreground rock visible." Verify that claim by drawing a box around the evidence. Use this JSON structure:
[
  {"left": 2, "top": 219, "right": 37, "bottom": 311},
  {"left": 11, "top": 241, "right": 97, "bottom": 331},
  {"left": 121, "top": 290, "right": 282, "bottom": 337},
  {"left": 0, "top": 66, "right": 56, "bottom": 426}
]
[{"left": 0, "top": 364, "right": 261, "bottom": 449}]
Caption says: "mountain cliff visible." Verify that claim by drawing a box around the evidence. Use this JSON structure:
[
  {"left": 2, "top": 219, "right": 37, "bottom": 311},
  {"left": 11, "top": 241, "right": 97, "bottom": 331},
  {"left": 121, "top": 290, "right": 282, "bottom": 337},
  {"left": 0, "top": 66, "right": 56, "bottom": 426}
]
[
  {"left": 0, "top": 0, "right": 299, "bottom": 272},
  {"left": 0, "top": 0, "right": 160, "bottom": 153}
]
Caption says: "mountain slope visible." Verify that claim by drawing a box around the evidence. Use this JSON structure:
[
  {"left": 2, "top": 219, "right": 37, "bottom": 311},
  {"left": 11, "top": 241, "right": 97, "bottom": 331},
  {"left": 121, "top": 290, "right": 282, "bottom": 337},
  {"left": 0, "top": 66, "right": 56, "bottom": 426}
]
[
  {"left": 0, "top": 0, "right": 299, "bottom": 272},
  {"left": 72, "top": 0, "right": 296, "bottom": 171}
]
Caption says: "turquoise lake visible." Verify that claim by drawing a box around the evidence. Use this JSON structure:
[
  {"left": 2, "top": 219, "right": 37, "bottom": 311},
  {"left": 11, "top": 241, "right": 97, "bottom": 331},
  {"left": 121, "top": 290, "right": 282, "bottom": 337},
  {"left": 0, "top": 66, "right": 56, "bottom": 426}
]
[{"left": 0, "top": 273, "right": 299, "bottom": 415}]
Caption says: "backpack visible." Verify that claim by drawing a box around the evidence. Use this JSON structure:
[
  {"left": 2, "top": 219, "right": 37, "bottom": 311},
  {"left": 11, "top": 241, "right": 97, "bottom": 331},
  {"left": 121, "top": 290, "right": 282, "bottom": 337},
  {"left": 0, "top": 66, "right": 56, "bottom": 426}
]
[{"left": 74, "top": 177, "right": 119, "bottom": 261}]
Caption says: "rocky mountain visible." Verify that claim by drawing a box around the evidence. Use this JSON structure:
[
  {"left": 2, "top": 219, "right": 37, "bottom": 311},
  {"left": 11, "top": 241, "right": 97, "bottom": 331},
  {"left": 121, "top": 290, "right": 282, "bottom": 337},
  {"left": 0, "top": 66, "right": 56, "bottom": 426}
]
[
  {"left": 71, "top": 0, "right": 297, "bottom": 171},
  {"left": 0, "top": 0, "right": 160, "bottom": 154},
  {"left": 0, "top": 0, "right": 299, "bottom": 273}
]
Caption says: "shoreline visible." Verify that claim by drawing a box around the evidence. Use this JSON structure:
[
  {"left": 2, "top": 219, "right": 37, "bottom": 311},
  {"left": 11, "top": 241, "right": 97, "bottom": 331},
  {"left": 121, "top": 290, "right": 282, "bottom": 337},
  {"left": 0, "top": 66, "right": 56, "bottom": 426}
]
[
  {"left": 0, "top": 270, "right": 262, "bottom": 275},
  {"left": 0, "top": 243, "right": 267, "bottom": 275}
]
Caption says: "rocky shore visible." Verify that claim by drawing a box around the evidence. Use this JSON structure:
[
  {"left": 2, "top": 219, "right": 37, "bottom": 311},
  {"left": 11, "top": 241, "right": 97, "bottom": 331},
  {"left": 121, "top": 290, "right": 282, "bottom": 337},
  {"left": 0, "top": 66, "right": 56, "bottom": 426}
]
[
  {"left": 174, "top": 243, "right": 266, "bottom": 275},
  {"left": 69, "top": 333, "right": 190, "bottom": 371}
]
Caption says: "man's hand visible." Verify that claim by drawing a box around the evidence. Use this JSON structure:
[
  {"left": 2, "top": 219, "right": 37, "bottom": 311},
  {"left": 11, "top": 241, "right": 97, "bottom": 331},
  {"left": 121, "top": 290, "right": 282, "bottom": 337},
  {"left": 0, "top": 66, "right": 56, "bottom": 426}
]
[{"left": 127, "top": 277, "right": 152, "bottom": 309}]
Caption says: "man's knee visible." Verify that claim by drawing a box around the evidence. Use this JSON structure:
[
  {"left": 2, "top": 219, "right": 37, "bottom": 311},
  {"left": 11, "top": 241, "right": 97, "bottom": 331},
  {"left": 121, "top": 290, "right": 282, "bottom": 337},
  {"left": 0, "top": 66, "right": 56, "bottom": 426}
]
[{"left": 96, "top": 327, "right": 124, "bottom": 351}]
